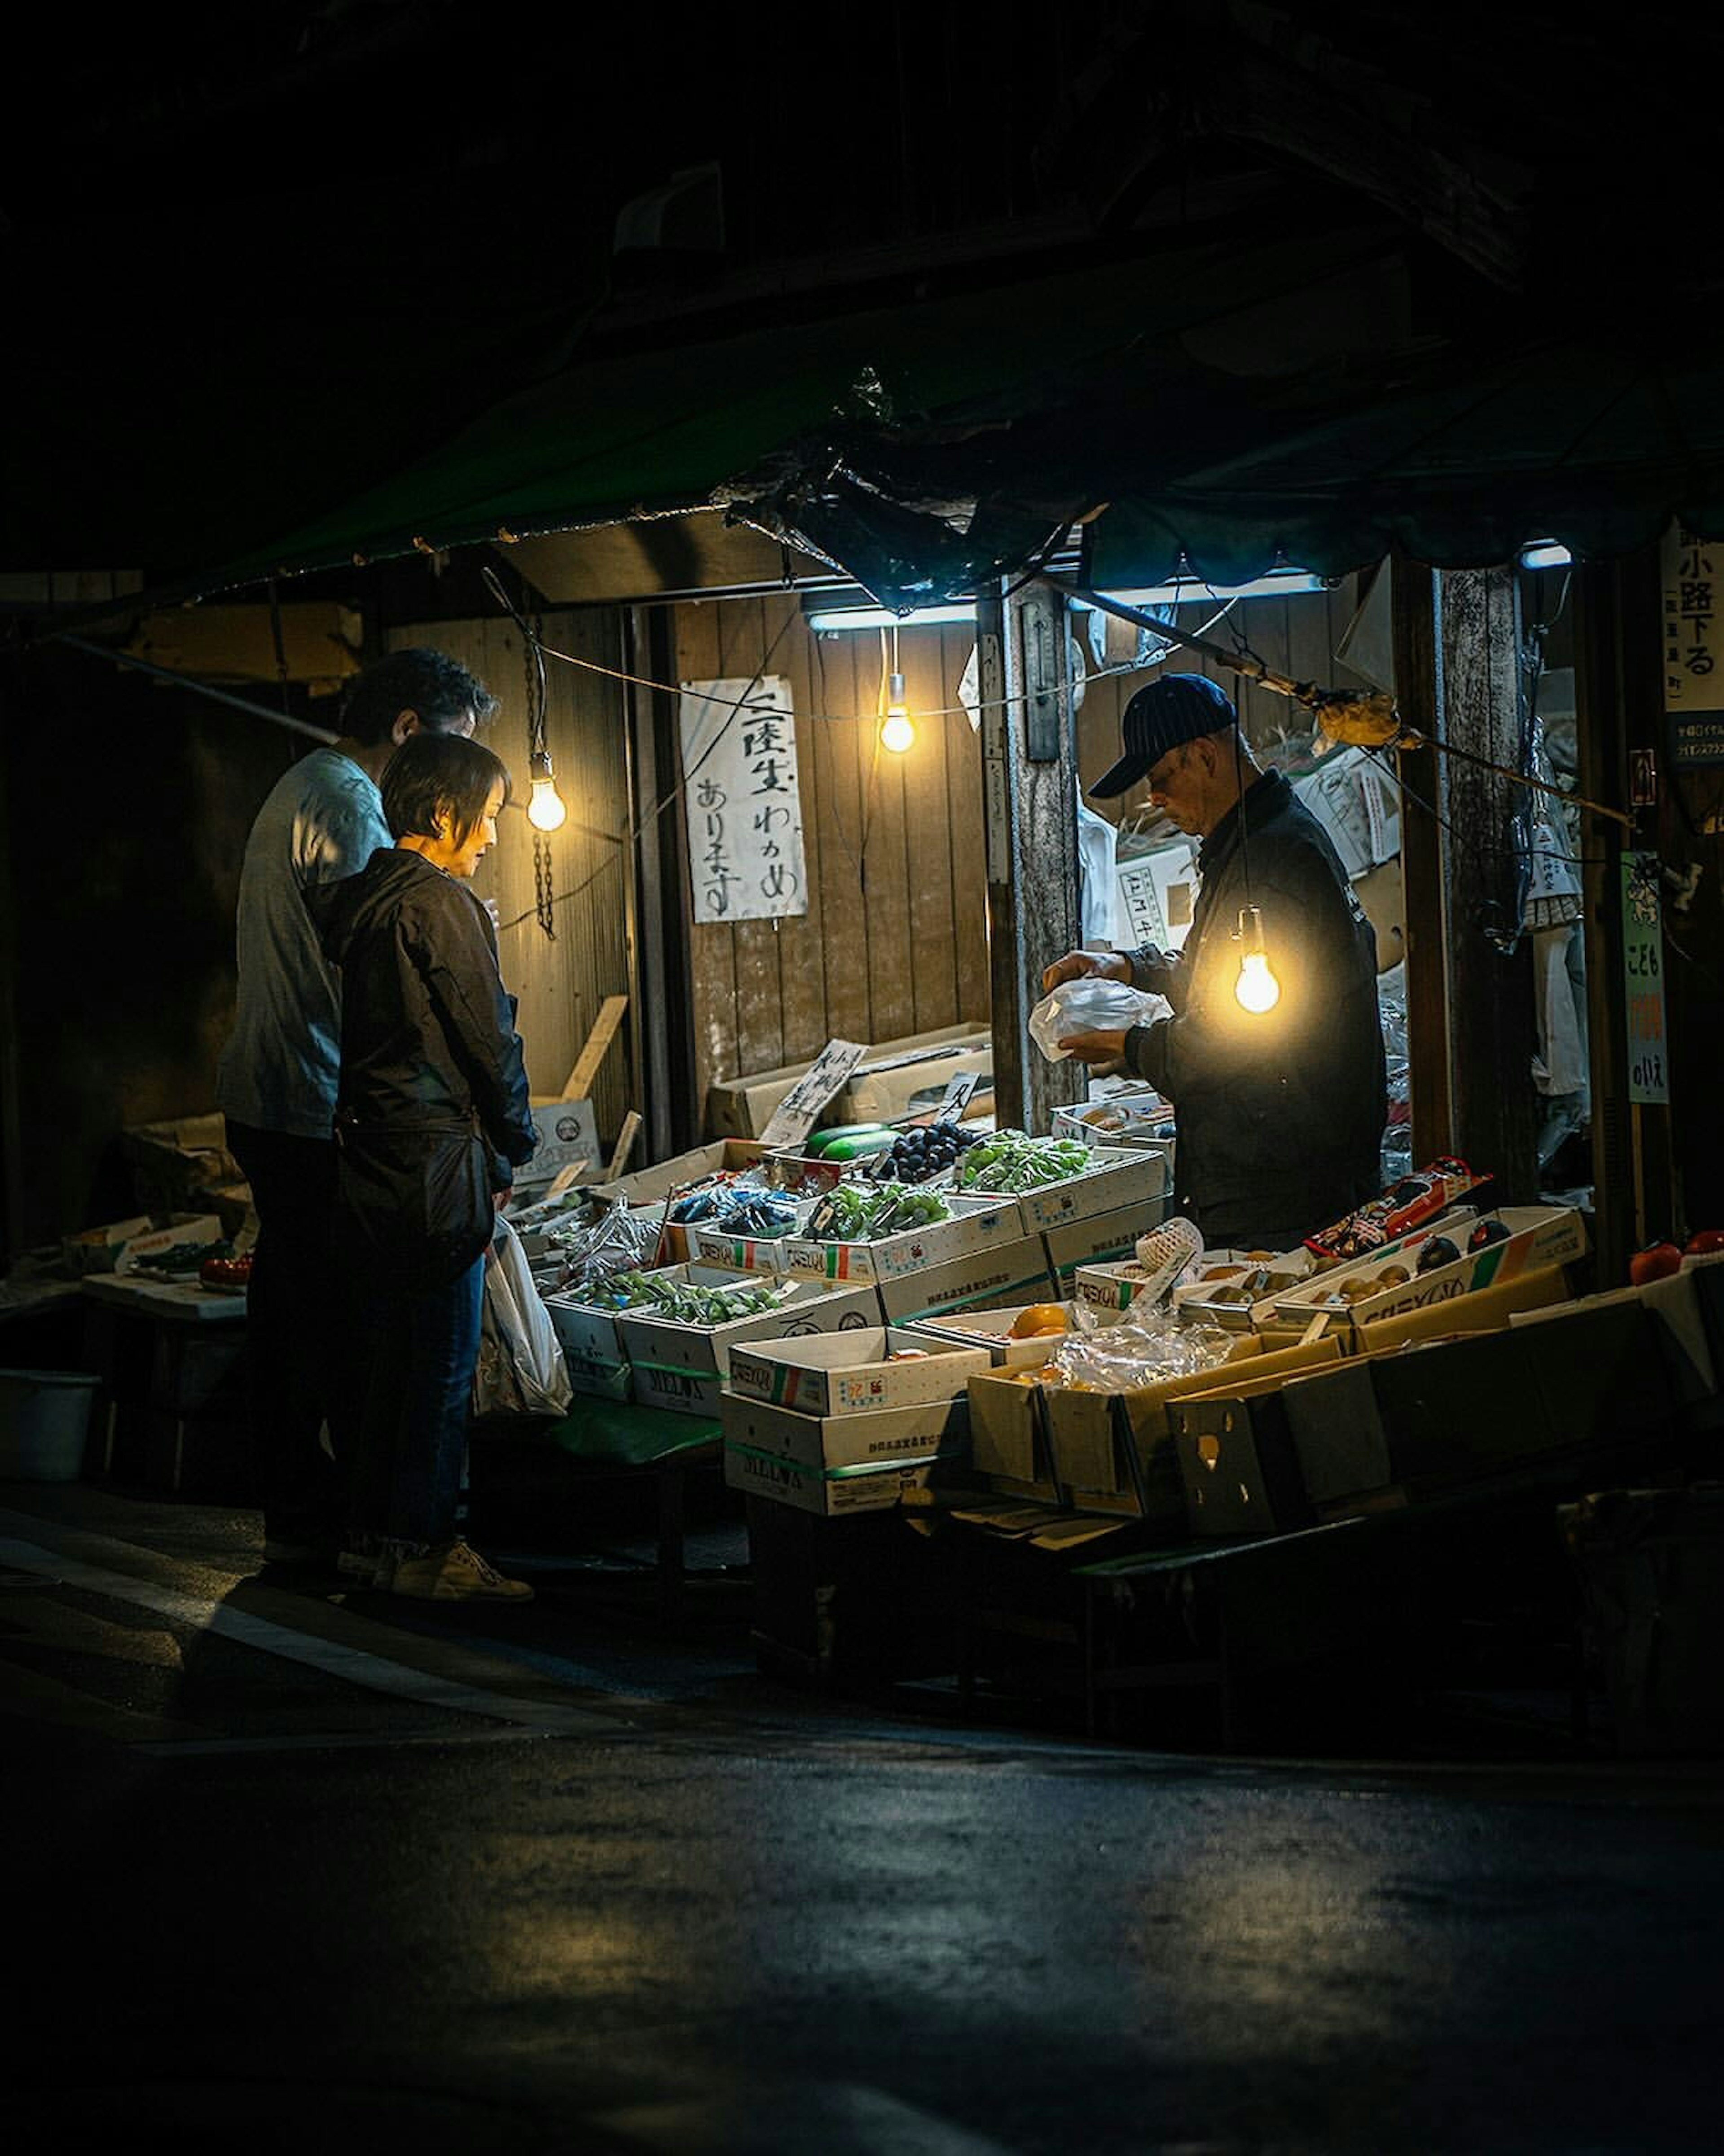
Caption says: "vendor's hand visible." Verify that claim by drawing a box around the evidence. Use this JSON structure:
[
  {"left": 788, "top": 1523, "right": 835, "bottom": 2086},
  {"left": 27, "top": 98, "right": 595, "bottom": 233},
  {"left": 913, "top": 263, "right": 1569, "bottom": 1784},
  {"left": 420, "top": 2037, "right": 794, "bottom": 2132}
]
[
  {"left": 1058, "top": 1027, "right": 1130, "bottom": 1068},
  {"left": 1040, "top": 948, "right": 1132, "bottom": 994}
]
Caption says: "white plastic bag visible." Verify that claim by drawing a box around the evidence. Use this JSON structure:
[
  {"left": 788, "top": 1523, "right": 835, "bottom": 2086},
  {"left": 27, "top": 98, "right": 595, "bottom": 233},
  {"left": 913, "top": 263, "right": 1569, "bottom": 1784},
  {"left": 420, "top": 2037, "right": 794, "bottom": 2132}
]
[
  {"left": 1029, "top": 976, "right": 1171, "bottom": 1062},
  {"left": 473, "top": 1214, "right": 575, "bottom": 1417}
]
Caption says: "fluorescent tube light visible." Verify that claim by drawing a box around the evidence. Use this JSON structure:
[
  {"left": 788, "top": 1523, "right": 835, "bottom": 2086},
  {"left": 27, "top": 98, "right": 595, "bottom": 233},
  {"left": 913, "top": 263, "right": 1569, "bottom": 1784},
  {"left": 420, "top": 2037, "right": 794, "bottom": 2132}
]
[{"left": 805, "top": 567, "right": 1329, "bottom": 633}]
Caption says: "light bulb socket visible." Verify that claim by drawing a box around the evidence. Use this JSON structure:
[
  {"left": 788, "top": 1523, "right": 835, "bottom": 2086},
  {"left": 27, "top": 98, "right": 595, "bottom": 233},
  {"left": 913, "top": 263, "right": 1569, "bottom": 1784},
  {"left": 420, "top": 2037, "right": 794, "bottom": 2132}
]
[
  {"left": 1236, "top": 904, "right": 1267, "bottom": 954},
  {"left": 529, "top": 748, "right": 555, "bottom": 783},
  {"left": 887, "top": 672, "right": 906, "bottom": 710}
]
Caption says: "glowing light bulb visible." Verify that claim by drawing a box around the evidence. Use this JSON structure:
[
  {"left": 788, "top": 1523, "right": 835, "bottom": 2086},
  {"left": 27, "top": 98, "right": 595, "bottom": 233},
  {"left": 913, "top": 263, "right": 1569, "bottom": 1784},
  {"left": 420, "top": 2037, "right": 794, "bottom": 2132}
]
[
  {"left": 881, "top": 673, "right": 915, "bottom": 753},
  {"left": 1235, "top": 950, "right": 1280, "bottom": 1013},
  {"left": 1233, "top": 906, "right": 1280, "bottom": 1014},
  {"left": 527, "top": 749, "right": 567, "bottom": 832}
]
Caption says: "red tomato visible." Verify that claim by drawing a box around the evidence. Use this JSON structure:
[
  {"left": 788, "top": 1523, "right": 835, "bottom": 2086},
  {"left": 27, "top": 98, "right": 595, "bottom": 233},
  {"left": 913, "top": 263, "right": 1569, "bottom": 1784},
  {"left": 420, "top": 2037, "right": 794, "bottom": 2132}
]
[
  {"left": 1685, "top": 1228, "right": 1724, "bottom": 1257},
  {"left": 1629, "top": 1242, "right": 1684, "bottom": 1286}
]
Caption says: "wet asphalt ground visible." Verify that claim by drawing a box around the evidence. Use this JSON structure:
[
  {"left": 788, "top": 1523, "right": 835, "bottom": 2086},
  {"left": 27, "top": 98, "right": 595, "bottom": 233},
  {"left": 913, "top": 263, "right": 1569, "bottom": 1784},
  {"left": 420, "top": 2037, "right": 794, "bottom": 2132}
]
[{"left": 6, "top": 1476, "right": 1724, "bottom": 2154}]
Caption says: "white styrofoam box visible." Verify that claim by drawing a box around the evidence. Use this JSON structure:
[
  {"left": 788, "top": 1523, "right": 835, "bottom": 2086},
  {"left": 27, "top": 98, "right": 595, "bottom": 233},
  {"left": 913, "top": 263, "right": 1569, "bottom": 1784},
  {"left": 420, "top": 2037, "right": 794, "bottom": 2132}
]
[
  {"left": 1044, "top": 1198, "right": 1168, "bottom": 1290},
  {"left": 901, "top": 1300, "right": 1091, "bottom": 1370},
  {"left": 724, "top": 1442, "right": 941, "bottom": 1518},
  {"left": 720, "top": 1386, "right": 968, "bottom": 1472},
  {"left": 783, "top": 1197, "right": 1022, "bottom": 1286},
  {"left": 1272, "top": 1206, "right": 1587, "bottom": 1333},
  {"left": 619, "top": 1266, "right": 880, "bottom": 1417},
  {"left": 871, "top": 1236, "right": 1055, "bottom": 1327},
  {"left": 725, "top": 1326, "right": 990, "bottom": 1417}
]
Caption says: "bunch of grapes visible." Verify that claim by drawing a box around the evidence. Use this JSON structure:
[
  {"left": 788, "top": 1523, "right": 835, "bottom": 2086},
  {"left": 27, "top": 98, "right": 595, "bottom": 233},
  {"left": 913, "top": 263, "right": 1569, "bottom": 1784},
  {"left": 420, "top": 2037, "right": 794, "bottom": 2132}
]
[{"left": 872, "top": 1120, "right": 986, "bottom": 1184}]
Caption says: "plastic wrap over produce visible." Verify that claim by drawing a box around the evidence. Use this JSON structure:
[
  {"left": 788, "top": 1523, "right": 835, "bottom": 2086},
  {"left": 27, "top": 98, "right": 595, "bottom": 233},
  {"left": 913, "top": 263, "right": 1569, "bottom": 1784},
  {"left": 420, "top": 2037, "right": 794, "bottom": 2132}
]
[
  {"left": 1048, "top": 1305, "right": 1232, "bottom": 1391},
  {"left": 1028, "top": 977, "right": 1171, "bottom": 1062},
  {"left": 539, "top": 1197, "right": 662, "bottom": 1297}
]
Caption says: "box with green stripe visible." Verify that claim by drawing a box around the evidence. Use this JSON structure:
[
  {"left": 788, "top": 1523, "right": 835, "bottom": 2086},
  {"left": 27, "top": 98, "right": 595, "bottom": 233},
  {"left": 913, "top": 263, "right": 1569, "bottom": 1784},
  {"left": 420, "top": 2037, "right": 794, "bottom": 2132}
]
[
  {"left": 873, "top": 1236, "right": 1055, "bottom": 1326},
  {"left": 725, "top": 1325, "right": 990, "bottom": 1417},
  {"left": 783, "top": 1197, "right": 1021, "bottom": 1285},
  {"left": 723, "top": 1432, "right": 953, "bottom": 1516},
  {"left": 618, "top": 1266, "right": 880, "bottom": 1419}
]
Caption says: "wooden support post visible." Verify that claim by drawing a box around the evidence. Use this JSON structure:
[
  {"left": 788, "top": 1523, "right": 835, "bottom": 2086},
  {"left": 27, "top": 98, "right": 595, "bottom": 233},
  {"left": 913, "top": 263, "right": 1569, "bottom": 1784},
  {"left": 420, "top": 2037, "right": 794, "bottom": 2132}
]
[
  {"left": 1573, "top": 548, "right": 1675, "bottom": 1273},
  {"left": 981, "top": 580, "right": 1086, "bottom": 1135},
  {"left": 626, "top": 603, "right": 698, "bottom": 1158},
  {"left": 562, "top": 995, "right": 629, "bottom": 1103},
  {"left": 1390, "top": 559, "right": 1453, "bottom": 1161},
  {"left": 1438, "top": 567, "right": 1539, "bottom": 1201}
]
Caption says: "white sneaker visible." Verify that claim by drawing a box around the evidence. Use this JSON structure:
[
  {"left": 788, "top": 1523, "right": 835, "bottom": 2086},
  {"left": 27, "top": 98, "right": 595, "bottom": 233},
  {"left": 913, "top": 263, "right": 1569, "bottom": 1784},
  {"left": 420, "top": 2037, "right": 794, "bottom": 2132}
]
[{"left": 388, "top": 1540, "right": 533, "bottom": 1604}]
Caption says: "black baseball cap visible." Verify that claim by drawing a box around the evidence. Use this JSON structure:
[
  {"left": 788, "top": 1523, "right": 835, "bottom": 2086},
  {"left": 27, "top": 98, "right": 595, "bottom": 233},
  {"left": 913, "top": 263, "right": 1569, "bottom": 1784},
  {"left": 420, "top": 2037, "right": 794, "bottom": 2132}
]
[{"left": 1089, "top": 673, "right": 1238, "bottom": 798}]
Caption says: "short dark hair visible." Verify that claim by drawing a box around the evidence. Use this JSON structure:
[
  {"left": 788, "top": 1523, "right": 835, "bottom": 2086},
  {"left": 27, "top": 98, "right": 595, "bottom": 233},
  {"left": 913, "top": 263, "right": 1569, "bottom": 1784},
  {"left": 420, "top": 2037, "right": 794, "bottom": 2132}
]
[
  {"left": 383, "top": 732, "right": 512, "bottom": 844},
  {"left": 342, "top": 647, "right": 499, "bottom": 746}
]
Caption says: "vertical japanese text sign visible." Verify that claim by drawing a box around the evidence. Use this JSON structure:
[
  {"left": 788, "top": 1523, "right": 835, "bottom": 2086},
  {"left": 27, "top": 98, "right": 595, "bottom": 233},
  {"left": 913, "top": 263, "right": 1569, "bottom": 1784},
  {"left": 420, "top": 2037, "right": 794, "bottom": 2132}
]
[
  {"left": 1622, "top": 851, "right": 1670, "bottom": 1105},
  {"left": 1661, "top": 522, "right": 1724, "bottom": 767},
  {"left": 679, "top": 676, "right": 809, "bottom": 924}
]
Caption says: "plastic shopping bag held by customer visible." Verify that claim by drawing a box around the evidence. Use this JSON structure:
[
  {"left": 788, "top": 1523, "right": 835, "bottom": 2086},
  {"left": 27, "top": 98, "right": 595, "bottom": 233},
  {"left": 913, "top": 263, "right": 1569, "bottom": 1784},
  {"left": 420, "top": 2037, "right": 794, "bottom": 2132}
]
[{"left": 473, "top": 1214, "right": 574, "bottom": 1417}]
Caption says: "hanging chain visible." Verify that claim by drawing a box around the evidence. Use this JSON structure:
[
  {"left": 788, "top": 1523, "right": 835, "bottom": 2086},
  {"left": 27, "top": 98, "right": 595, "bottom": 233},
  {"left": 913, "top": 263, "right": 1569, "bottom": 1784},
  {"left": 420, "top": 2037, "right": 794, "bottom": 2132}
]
[
  {"left": 532, "top": 830, "right": 557, "bottom": 941},
  {"left": 524, "top": 612, "right": 556, "bottom": 939}
]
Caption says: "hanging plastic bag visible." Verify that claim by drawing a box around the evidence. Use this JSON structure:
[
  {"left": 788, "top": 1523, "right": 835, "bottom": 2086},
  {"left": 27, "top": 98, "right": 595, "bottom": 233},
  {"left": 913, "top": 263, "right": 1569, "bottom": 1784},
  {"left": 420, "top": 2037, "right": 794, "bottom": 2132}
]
[
  {"left": 1028, "top": 976, "right": 1171, "bottom": 1062},
  {"left": 473, "top": 1214, "right": 575, "bottom": 1418}
]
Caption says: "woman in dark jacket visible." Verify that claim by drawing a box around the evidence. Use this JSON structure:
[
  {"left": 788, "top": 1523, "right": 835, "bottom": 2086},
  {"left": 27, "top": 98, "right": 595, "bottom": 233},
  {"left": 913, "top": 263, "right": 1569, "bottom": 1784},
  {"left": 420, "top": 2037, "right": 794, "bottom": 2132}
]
[{"left": 307, "top": 731, "right": 539, "bottom": 1602}]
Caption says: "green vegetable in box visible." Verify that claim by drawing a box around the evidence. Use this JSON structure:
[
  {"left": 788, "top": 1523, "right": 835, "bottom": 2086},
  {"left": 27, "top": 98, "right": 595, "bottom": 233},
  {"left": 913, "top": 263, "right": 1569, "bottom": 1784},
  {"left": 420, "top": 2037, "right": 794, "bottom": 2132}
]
[
  {"left": 574, "top": 1271, "right": 798, "bottom": 1326},
  {"left": 954, "top": 1131, "right": 1091, "bottom": 1192},
  {"left": 805, "top": 1180, "right": 951, "bottom": 1241}
]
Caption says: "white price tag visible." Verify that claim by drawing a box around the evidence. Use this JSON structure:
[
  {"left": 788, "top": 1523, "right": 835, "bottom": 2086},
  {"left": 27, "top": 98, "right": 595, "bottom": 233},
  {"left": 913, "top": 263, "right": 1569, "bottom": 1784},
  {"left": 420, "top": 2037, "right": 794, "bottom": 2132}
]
[
  {"left": 757, "top": 1038, "right": 867, "bottom": 1149},
  {"left": 936, "top": 1070, "right": 981, "bottom": 1121}
]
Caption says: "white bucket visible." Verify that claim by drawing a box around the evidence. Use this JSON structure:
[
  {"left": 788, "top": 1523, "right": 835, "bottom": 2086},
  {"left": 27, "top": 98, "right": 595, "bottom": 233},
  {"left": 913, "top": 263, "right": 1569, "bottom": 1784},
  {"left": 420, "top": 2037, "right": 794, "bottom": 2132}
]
[{"left": 0, "top": 1368, "right": 100, "bottom": 1481}]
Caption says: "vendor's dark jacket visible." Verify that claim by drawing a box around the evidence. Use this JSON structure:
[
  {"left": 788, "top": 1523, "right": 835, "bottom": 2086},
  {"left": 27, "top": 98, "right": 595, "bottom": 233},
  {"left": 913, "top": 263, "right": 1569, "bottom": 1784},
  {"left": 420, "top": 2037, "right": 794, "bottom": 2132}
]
[
  {"left": 306, "top": 847, "right": 537, "bottom": 1287},
  {"left": 1123, "top": 770, "right": 1385, "bottom": 1249}
]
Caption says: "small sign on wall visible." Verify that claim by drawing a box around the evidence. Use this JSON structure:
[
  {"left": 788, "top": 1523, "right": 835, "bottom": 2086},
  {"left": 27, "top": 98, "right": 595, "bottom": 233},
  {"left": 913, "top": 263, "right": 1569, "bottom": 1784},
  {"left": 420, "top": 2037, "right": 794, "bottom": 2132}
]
[
  {"left": 1622, "top": 851, "right": 1670, "bottom": 1105},
  {"left": 679, "top": 675, "right": 809, "bottom": 922},
  {"left": 1662, "top": 522, "right": 1724, "bottom": 768}
]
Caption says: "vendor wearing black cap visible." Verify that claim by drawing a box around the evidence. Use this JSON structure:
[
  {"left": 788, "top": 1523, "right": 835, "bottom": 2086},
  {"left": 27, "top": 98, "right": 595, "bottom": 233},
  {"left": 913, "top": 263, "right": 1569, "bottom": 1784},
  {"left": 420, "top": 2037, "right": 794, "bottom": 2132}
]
[{"left": 1045, "top": 673, "right": 1385, "bottom": 1252}]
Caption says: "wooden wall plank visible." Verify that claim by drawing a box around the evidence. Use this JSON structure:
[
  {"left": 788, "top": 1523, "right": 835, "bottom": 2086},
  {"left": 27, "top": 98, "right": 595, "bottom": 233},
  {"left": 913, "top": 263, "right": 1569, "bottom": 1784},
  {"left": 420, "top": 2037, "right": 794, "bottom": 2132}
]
[
  {"left": 673, "top": 600, "right": 739, "bottom": 1108},
  {"left": 942, "top": 624, "right": 990, "bottom": 1024},
  {"left": 860, "top": 628, "right": 916, "bottom": 1042},
  {"left": 807, "top": 626, "right": 874, "bottom": 1049},
  {"left": 899, "top": 625, "right": 959, "bottom": 1032}
]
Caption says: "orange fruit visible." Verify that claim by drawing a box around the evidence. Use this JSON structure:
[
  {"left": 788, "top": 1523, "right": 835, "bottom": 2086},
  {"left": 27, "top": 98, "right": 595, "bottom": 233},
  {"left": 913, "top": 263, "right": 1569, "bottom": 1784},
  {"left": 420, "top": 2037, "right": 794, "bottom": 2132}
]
[{"left": 1009, "top": 1303, "right": 1068, "bottom": 1338}]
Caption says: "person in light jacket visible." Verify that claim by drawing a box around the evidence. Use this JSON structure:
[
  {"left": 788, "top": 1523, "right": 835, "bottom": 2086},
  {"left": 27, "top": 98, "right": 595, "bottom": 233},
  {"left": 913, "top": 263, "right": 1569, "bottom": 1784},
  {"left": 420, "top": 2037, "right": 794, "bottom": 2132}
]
[{"left": 307, "top": 731, "right": 539, "bottom": 1602}]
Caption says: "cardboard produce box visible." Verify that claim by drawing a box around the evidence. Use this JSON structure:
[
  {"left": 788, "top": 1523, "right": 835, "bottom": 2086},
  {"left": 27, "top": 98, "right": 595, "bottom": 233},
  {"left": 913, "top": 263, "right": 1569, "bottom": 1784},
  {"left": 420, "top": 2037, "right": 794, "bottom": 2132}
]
[
  {"left": 966, "top": 1368, "right": 1060, "bottom": 1499},
  {"left": 1509, "top": 1291, "right": 1680, "bottom": 1444},
  {"left": 1271, "top": 1205, "right": 1587, "bottom": 1338},
  {"left": 61, "top": 1214, "right": 154, "bottom": 1276},
  {"left": 1042, "top": 1337, "right": 1343, "bottom": 1521},
  {"left": 706, "top": 1025, "right": 990, "bottom": 1140},
  {"left": 620, "top": 1267, "right": 880, "bottom": 1417},
  {"left": 998, "top": 1146, "right": 1170, "bottom": 1235},
  {"left": 1171, "top": 1373, "right": 1315, "bottom": 1537},
  {"left": 902, "top": 1300, "right": 1091, "bottom": 1369},
  {"left": 726, "top": 1326, "right": 989, "bottom": 1417},
  {"left": 873, "top": 1236, "right": 1055, "bottom": 1326},
  {"left": 594, "top": 1141, "right": 771, "bottom": 1265},
  {"left": 721, "top": 1386, "right": 968, "bottom": 1474},
  {"left": 1350, "top": 1263, "right": 1573, "bottom": 1351},
  {"left": 542, "top": 1294, "right": 632, "bottom": 1401},
  {"left": 690, "top": 1227, "right": 796, "bottom": 1275},
  {"left": 1363, "top": 1325, "right": 1562, "bottom": 1484},
  {"left": 784, "top": 1197, "right": 1023, "bottom": 1286},
  {"left": 1044, "top": 1199, "right": 1169, "bottom": 1294},
  {"left": 1053, "top": 1089, "right": 1173, "bottom": 1153},
  {"left": 1279, "top": 1358, "right": 1397, "bottom": 1513},
  {"left": 724, "top": 1442, "right": 945, "bottom": 1517}
]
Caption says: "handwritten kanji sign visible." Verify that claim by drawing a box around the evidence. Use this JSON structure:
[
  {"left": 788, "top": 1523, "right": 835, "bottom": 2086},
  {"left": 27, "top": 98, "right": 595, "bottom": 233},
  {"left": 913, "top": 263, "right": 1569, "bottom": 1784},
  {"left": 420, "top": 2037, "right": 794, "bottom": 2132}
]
[
  {"left": 1662, "top": 522, "right": 1724, "bottom": 768},
  {"left": 1623, "top": 852, "right": 1670, "bottom": 1104},
  {"left": 679, "top": 675, "right": 809, "bottom": 923}
]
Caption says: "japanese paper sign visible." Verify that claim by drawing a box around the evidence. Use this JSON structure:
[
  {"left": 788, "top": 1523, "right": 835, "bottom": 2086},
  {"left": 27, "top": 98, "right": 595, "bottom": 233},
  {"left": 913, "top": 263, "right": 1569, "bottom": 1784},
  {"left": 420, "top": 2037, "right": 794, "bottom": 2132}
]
[
  {"left": 757, "top": 1038, "right": 868, "bottom": 1149},
  {"left": 1622, "top": 852, "right": 1670, "bottom": 1105},
  {"left": 1661, "top": 522, "right": 1724, "bottom": 767},
  {"left": 679, "top": 675, "right": 809, "bottom": 922}
]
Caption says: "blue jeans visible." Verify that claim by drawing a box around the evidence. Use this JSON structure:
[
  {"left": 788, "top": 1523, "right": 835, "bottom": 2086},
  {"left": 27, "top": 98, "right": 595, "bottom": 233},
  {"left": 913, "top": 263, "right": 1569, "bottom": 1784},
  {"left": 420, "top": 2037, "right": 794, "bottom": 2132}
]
[{"left": 346, "top": 1254, "right": 484, "bottom": 1550}]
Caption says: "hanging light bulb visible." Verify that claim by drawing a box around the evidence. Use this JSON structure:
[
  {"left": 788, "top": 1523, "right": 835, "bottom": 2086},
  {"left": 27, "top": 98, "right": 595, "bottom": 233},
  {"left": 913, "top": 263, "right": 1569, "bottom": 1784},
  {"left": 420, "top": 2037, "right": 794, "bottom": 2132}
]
[
  {"left": 527, "top": 748, "right": 567, "bottom": 832},
  {"left": 881, "top": 672, "right": 915, "bottom": 754},
  {"left": 1234, "top": 905, "right": 1281, "bottom": 1014}
]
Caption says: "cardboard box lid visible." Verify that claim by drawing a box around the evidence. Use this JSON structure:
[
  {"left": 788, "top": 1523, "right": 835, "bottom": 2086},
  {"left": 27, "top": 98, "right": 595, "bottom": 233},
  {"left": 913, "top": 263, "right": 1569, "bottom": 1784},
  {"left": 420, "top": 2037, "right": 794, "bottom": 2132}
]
[{"left": 1354, "top": 1263, "right": 1572, "bottom": 1351}]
